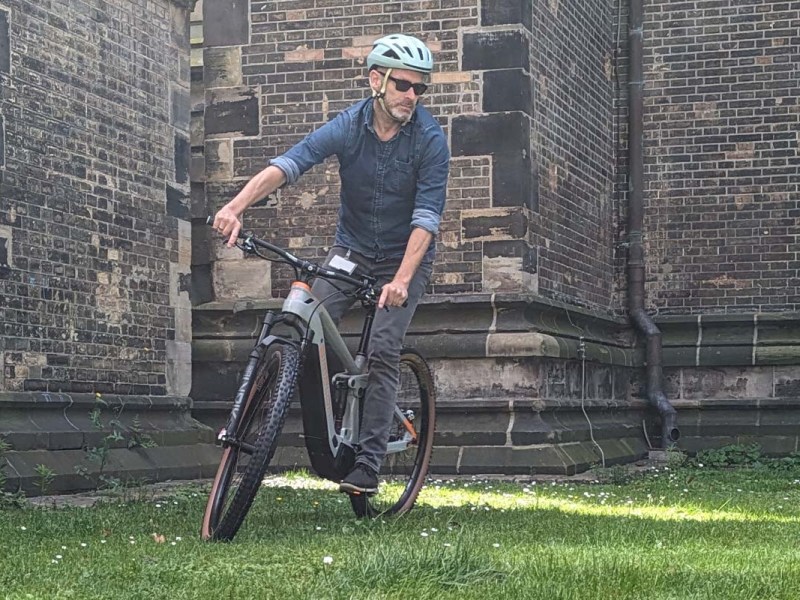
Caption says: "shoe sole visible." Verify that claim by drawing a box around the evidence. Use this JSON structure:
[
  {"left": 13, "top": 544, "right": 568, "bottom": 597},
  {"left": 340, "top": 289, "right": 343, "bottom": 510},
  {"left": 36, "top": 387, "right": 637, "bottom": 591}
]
[{"left": 339, "top": 482, "right": 378, "bottom": 496}]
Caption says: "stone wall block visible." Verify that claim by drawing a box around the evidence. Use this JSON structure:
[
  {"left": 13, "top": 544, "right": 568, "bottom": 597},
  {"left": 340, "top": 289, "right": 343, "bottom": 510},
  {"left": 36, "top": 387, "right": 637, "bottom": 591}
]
[
  {"left": 204, "top": 139, "right": 233, "bottom": 181},
  {"left": 452, "top": 112, "right": 530, "bottom": 157},
  {"left": 484, "top": 69, "right": 533, "bottom": 115},
  {"left": 462, "top": 207, "right": 528, "bottom": 242},
  {"left": 205, "top": 88, "right": 259, "bottom": 137},
  {"left": 463, "top": 29, "right": 529, "bottom": 71},
  {"left": 433, "top": 357, "right": 543, "bottom": 401},
  {"left": 204, "top": 46, "right": 243, "bottom": 88},
  {"left": 680, "top": 367, "right": 775, "bottom": 401},
  {"left": 481, "top": 0, "right": 533, "bottom": 29},
  {"left": 204, "top": 0, "right": 248, "bottom": 47},
  {"left": 212, "top": 259, "right": 271, "bottom": 300}
]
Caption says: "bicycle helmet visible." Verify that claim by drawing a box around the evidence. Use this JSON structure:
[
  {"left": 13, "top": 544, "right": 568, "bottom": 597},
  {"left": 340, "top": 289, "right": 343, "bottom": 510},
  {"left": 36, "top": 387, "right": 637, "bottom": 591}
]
[{"left": 367, "top": 34, "right": 433, "bottom": 74}]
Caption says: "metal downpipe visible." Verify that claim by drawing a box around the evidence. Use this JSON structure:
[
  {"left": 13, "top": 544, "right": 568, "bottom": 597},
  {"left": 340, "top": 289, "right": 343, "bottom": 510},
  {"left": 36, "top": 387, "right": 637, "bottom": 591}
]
[{"left": 627, "top": 0, "right": 679, "bottom": 447}]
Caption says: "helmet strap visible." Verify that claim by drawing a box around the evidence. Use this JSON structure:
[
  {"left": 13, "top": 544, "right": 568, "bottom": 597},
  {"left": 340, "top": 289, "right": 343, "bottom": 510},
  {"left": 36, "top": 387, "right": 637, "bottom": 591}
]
[{"left": 372, "top": 67, "right": 392, "bottom": 100}]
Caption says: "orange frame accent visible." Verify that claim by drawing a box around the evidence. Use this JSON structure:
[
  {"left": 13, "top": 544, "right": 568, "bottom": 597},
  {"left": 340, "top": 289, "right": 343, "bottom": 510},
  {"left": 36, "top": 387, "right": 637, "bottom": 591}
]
[{"left": 400, "top": 415, "right": 417, "bottom": 442}]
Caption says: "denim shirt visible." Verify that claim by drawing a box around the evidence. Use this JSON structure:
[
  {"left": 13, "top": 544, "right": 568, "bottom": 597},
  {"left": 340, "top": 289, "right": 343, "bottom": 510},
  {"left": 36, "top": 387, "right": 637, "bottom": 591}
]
[{"left": 269, "top": 98, "right": 450, "bottom": 262}]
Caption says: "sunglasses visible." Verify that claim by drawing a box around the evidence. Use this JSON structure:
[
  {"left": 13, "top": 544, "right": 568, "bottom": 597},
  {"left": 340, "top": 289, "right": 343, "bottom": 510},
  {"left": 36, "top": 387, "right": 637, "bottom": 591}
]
[{"left": 376, "top": 71, "right": 428, "bottom": 96}]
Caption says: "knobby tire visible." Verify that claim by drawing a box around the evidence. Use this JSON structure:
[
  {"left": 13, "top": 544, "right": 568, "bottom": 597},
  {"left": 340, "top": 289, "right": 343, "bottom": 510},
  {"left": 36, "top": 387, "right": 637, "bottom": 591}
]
[{"left": 202, "top": 342, "right": 299, "bottom": 541}]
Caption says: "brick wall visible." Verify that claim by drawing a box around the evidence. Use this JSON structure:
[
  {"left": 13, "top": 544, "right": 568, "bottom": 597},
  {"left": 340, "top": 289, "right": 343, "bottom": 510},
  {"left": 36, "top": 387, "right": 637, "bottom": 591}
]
[
  {"left": 202, "top": 0, "right": 620, "bottom": 310},
  {"left": 641, "top": 1, "right": 800, "bottom": 314},
  {"left": 0, "top": 0, "right": 194, "bottom": 395},
  {"left": 201, "top": 0, "right": 485, "bottom": 297},
  {"left": 530, "top": 0, "right": 618, "bottom": 310},
  {"left": 191, "top": 1, "right": 800, "bottom": 467}
]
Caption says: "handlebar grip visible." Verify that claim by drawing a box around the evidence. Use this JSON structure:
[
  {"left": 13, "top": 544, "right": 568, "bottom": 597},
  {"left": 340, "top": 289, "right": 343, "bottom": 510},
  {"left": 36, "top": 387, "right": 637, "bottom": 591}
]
[{"left": 207, "top": 215, "right": 248, "bottom": 242}]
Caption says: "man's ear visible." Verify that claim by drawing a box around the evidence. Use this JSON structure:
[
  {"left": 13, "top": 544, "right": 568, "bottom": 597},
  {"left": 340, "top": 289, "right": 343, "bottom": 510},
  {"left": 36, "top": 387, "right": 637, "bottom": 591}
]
[{"left": 368, "top": 69, "right": 380, "bottom": 91}]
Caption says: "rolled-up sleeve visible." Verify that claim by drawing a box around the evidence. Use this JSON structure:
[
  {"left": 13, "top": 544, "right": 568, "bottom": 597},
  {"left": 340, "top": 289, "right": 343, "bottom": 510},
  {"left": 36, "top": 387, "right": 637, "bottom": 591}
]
[
  {"left": 411, "top": 128, "right": 450, "bottom": 235},
  {"left": 269, "top": 111, "right": 351, "bottom": 185}
]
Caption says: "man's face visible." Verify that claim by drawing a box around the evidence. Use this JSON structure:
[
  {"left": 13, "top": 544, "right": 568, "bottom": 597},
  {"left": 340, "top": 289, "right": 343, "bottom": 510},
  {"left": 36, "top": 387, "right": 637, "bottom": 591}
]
[{"left": 370, "top": 68, "right": 425, "bottom": 122}]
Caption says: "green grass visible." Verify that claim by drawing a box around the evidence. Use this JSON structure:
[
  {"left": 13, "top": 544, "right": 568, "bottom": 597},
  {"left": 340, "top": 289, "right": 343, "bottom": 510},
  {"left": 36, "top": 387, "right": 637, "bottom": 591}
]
[{"left": 2, "top": 466, "right": 800, "bottom": 599}]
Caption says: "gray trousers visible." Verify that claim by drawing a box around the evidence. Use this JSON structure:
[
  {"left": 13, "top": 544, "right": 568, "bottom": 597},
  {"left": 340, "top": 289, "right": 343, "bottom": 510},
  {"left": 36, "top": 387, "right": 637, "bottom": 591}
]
[{"left": 311, "top": 246, "right": 432, "bottom": 474}]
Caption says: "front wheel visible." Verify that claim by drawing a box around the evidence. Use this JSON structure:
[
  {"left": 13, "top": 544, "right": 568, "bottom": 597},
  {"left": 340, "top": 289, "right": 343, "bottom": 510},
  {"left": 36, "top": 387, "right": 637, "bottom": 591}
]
[
  {"left": 350, "top": 349, "right": 435, "bottom": 518},
  {"left": 201, "top": 342, "right": 299, "bottom": 541}
]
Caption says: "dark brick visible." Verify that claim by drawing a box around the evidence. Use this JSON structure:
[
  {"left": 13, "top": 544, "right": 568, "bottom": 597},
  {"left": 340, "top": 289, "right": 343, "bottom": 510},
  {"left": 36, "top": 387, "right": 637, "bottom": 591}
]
[
  {"left": 0, "top": 230, "right": 8, "bottom": 273},
  {"left": 451, "top": 112, "right": 530, "bottom": 157},
  {"left": 0, "top": 1, "right": 192, "bottom": 397},
  {"left": 483, "top": 69, "right": 532, "bottom": 115},
  {"left": 484, "top": 241, "right": 537, "bottom": 274},
  {"left": 166, "top": 184, "right": 189, "bottom": 220},
  {"left": 463, "top": 30, "right": 529, "bottom": 71},
  {"left": 493, "top": 151, "right": 536, "bottom": 211},
  {"left": 174, "top": 134, "right": 191, "bottom": 184},
  {"left": 204, "top": 0, "right": 249, "bottom": 47},
  {"left": 481, "top": 0, "right": 533, "bottom": 31},
  {"left": 204, "top": 89, "right": 259, "bottom": 137},
  {"left": 639, "top": 1, "right": 800, "bottom": 314},
  {"left": 0, "top": 10, "right": 8, "bottom": 73}
]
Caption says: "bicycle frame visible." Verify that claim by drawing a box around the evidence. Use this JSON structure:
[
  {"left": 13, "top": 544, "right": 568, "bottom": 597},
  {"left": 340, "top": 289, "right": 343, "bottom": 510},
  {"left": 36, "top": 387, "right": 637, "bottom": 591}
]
[
  {"left": 202, "top": 222, "right": 433, "bottom": 538},
  {"left": 230, "top": 279, "right": 416, "bottom": 483},
  {"left": 281, "top": 281, "right": 366, "bottom": 463},
  {"left": 206, "top": 220, "right": 420, "bottom": 483}
]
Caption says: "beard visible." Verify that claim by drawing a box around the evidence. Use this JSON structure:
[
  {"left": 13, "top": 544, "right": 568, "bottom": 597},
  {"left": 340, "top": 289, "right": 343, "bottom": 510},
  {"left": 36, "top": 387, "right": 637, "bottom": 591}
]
[{"left": 385, "top": 99, "right": 416, "bottom": 122}]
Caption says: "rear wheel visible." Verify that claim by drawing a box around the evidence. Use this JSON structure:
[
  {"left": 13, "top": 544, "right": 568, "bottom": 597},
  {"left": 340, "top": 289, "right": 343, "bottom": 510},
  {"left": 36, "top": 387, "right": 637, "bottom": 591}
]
[
  {"left": 201, "top": 342, "right": 299, "bottom": 541},
  {"left": 350, "top": 349, "right": 435, "bottom": 518}
]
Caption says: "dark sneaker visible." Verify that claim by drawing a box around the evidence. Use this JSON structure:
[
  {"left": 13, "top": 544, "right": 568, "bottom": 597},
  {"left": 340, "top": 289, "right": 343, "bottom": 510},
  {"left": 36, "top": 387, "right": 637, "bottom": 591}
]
[{"left": 339, "top": 463, "right": 379, "bottom": 496}]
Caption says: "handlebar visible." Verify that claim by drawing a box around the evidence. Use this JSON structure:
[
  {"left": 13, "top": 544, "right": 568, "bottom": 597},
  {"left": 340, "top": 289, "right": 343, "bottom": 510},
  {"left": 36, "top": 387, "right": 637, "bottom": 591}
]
[{"left": 206, "top": 216, "right": 382, "bottom": 303}]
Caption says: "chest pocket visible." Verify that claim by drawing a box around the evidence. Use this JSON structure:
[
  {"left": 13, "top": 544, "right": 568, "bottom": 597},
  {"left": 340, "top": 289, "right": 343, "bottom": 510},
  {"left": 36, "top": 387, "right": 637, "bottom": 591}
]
[{"left": 388, "top": 159, "right": 416, "bottom": 198}]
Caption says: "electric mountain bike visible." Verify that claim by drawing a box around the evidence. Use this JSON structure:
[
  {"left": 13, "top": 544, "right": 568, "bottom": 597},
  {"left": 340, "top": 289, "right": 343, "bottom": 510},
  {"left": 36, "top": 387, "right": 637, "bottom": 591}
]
[{"left": 200, "top": 223, "right": 436, "bottom": 542}]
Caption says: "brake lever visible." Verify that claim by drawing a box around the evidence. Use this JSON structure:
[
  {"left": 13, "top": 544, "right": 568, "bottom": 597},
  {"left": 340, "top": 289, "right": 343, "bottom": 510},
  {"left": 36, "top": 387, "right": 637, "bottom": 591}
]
[{"left": 233, "top": 237, "right": 255, "bottom": 254}]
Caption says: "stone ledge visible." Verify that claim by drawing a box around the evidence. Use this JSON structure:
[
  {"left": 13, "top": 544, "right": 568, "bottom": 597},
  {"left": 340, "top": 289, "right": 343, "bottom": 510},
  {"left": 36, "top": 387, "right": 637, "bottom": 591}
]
[
  {"left": 0, "top": 391, "right": 217, "bottom": 495},
  {"left": 194, "top": 293, "right": 631, "bottom": 338},
  {"left": 192, "top": 398, "right": 651, "bottom": 476},
  {"left": 0, "top": 392, "right": 212, "bottom": 452},
  {"left": 0, "top": 392, "right": 191, "bottom": 410},
  {"left": 657, "top": 312, "right": 800, "bottom": 366},
  {"left": 3, "top": 445, "right": 221, "bottom": 496},
  {"left": 671, "top": 397, "right": 800, "bottom": 409}
]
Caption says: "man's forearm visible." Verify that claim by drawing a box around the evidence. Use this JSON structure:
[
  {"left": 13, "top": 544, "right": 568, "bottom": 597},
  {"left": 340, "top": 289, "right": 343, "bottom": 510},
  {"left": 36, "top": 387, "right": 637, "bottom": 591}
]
[
  {"left": 215, "top": 165, "right": 287, "bottom": 246},
  {"left": 226, "top": 165, "right": 287, "bottom": 215},
  {"left": 394, "top": 228, "right": 434, "bottom": 284}
]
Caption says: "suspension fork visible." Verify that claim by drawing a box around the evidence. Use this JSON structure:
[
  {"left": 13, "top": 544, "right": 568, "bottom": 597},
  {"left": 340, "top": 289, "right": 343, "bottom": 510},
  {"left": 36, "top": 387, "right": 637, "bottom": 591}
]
[
  {"left": 256, "top": 310, "right": 277, "bottom": 344},
  {"left": 216, "top": 311, "right": 277, "bottom": 448}
]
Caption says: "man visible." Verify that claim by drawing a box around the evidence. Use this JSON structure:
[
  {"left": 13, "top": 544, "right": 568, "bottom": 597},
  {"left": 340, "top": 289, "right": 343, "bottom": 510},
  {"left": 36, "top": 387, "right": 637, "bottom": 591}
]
[{"left": 212, "top": 33, "right": 450, "bottom": 495}]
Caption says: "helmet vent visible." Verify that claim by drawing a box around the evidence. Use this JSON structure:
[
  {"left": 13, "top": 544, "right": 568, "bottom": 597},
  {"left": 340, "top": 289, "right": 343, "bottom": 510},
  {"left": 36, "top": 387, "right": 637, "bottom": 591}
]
[{"left": 366, "top": 34, "right": 434, "bottom": 74}]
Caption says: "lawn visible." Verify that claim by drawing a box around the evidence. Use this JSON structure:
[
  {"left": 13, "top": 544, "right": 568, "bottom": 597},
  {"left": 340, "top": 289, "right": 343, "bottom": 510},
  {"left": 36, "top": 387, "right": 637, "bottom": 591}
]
[{"left": 1, "top": 463, "right": 799, "bottom": 600}]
